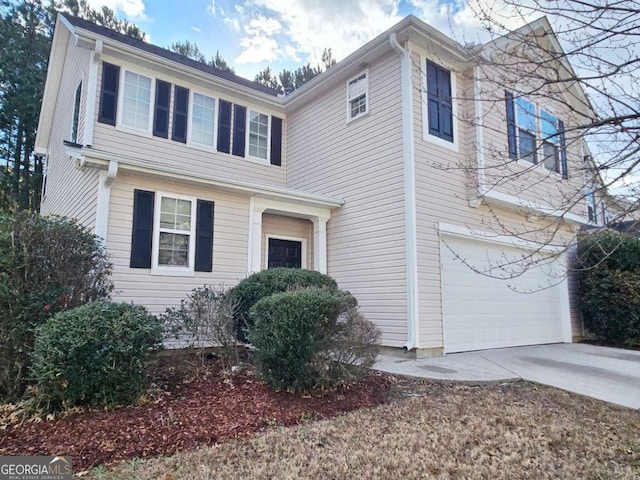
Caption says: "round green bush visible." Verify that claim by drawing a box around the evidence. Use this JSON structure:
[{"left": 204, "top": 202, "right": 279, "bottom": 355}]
[
  {"left": 228, "top": 268, "right": 338, "bottom": 341},
  {"left": 576, "top": 231, "right": 640, "bottom": 345},
  {"left": 31, "top": 301, "right": 162, "bottom": 412},
  {"left": 0, "top": 212, "right": 112, "bottom": 401},
  {"left": 248, "top": 289, "right": 380, "bottom": 392}
]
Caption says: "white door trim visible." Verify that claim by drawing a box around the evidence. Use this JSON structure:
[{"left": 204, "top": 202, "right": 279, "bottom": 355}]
[{"left": 265, "top": 235, "right": 307, "bottom": 269}]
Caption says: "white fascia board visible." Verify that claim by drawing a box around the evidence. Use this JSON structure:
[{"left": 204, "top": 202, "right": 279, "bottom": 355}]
[
  {"left": 80, "top": 147, "right": 344, "bottom": 209},
  {"left": 72, "top": 29, "right": 283, "bottom": 111},
  {"left": 35, "top": 17, "right": 72, "bottom": 154},
  {"left": 284, "top": 15, "right": 469, "bottom": 111},
  {"left": 482, "top": 188, "right": 588, "bottom": 225}
]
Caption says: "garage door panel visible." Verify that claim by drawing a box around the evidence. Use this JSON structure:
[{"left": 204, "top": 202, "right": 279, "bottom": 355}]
[{"left": 441, "top": 235, "right": 566, "bottom": 353}]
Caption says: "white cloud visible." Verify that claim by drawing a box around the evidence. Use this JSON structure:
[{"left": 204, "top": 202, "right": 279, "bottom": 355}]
[
  {"left": 207, "top": 0, "right": 216, "bottom": 16},
  {"left": 224, "top": 0, "right": 402, "bottom": 67},
  {"left": 235, "top": 17, "right": 282, "bottom": 64},
  {"left": 84, "top": 0, "right": 147, "bottom": 20}
]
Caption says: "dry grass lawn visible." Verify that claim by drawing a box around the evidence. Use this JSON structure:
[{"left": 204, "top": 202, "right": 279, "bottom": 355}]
[{"left": 88, "top": 380, "right": 640, "bottom": 480}]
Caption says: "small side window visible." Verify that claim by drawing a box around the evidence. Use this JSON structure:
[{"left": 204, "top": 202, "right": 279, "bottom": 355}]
[
  {"left": 346, "top": 71, "right": 368, "bottom": 122},
  {"left": 70, "top": 81, "right": 82, "bottom": 143}
]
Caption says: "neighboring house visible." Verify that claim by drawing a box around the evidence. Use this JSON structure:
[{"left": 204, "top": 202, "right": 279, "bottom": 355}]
[{"left": 36, "top": 14, "right": 596, "bottom": 356}]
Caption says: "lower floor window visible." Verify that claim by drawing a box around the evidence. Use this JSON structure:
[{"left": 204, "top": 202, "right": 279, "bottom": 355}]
[{"left": 157, "top": 196, "right": 194, "bottom": 268}]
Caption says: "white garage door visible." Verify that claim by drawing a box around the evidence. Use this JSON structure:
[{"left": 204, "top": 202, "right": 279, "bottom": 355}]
[{"left": 441, "top": 234, "right": 569, "bottom": 353}]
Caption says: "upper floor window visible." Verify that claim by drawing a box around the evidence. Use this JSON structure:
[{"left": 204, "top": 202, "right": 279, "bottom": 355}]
[
  {"left": 506, "top": 91, "right": 568, "bottom": 178},
  {"left": 70, "top": 81, "right": 82, "bottom": 143},
  {"left": 347, "top": 71, "right": 368, "bottom": 121},
  {"left": 121, "top": 70, "right": 152, "bottom": 131},
  {"left": 190, "top": 93, "right": 216, "bottom": 146},
  {"left": 426, "top": 60, "right": 453, "bottom": 143},
  {"left": 97, "top": 62, "right": 283, "bottom": 166},
  {"left": 248, "top": 110, "right": 269, "bottom": 160}
]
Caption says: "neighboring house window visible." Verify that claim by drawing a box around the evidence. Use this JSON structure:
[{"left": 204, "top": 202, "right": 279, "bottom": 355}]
[
  {"left": 121, "top": 71, "right": 152, "bottom": 131},
  {"left": 426, "top": 60, "right": 453, "bottom": 142},
  {"left": 586, "top": 189, "right": 598, "bottom": 223},
  {"left": 346, "top": 71, "right": 368, "bottom": 121},
  {"left": 190, "top": 93, "right": 216, "bottom": 146},
  {"left": 130, "top": 190, "right": 215, "bottom": 273},
  {"left": 156, "top": 195, "right": 195, "bottom": 268},
  {"left": 70, "top": 81, "right": 82, "bottom": 143},
  {"left": 506, "top": 91, "right": 568, "bottom": 178},
  {"left": 247, "top": 109, "right": 269, "bottom": 160}
]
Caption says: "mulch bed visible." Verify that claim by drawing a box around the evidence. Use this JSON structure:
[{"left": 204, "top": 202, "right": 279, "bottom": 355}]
[{"left": 0, "top": 357, "right": 391, "bottom": 472}]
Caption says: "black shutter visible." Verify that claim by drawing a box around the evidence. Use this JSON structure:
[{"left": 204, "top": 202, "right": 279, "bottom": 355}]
[
  {"left": 153, "top": 80, "right": 171, "bottom": 138},
  {"left": 232, "top": 104, "right": 246, "bottom": 157},
  {"left": 98, "top": 63, "right": 120, "bottom": 125},
  {"left": 438, "top": 67, "right": 453, "bottom": 142},
  {"left": 217, "top": 100, "right": 232, "bottom": 153},
  {"left": 130, "top": 189, "right": 155, "bottom": 269},
  {"left": 195, "top": 200, "right": 214, "bottom": 272},
  {"left": 270, "top": 116, "right": 282, "bottom": 166},
  {"left": 172, "top": 86, "right": 189, "bottom": 143},
  {"left": 505, "top": 91, "right": 517, "bottom": 160},
  {"left": 426, "top": 61, "right": 440, "bottom": 137},
  {"left": 558, "top": 119, "right": 568, "bottom": 179}
]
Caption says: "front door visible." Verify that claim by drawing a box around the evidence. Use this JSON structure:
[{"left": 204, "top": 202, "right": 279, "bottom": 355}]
[{"left": 268, "top": 238, "right": 302, "bottom": 268}]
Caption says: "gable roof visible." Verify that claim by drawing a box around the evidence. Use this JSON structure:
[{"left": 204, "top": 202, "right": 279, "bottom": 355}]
[
  {"left": 62, "top": 14, "right": 280, "bottom": 97},
  {"left": 481, "top": 16, "right": 595, "bottom": 120}
]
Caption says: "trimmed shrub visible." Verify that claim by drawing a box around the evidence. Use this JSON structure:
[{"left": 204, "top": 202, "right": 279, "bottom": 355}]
[
  {"left": 576, "top": 231, "right": 640, "bottom": 345},
  {"left": 0, "top": 213, "right": 112, "bottom": 401},
  {"left": 162, "top": 285, "right": 240, "bottom": 371},
  {"left": 31, "top": 302, "right": 162, "bottom": 412},
  {"left": 228, "top": 268, "right": 338, "bottom": 341},
  {"left": 248, "top": 289, "right": 380, "bottom": 392}
]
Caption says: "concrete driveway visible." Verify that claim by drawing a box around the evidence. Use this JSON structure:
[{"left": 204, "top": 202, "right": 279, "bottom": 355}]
[{"left": 375, "top": 343, "right": 640, "bottom": 409}]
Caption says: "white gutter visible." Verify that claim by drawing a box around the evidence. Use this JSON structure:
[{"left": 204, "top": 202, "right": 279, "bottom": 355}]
[{"left": 389, "top": 33, "right": 420, "bottom": 351}]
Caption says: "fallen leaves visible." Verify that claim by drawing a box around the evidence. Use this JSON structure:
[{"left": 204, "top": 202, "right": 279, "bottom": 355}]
[{"left": 0, "top": 358, "right": 391, "bottom": 471}]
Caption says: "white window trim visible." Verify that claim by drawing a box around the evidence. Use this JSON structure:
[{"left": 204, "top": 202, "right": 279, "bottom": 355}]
[
  {"left": 346, "top": 69, "right": 370, "bottom": 124},
  {"left": 245, "top": 109, "right": 271, "bottom": 165},
  {"left": 151, "top": 191, "right": 197, "bottom": 276},
  {"left": 420, "top": 55, "right": 458, "bottom": 152},
  {"left": 264, "top": 235, "right": 307, "bottom": 269},
  {"left": 116, "top": 69, "right": 155, "bottom": 136},
  {"left": 188, "top": 90, "right": 218, "bottom": 150},
  {"left": 70, "top": 79, "right": 83, "bottom": 143},
  {"left": 514, "top": 97, "right": 563, "bottom": 178}
]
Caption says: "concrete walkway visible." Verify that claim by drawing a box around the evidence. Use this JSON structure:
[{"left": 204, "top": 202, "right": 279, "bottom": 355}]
[{"left": 374, "top": 343, "right": 640, "bottom": 409}]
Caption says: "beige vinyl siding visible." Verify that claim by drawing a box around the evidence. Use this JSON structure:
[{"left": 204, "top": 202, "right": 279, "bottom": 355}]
[
  {"left": 410, "top": 50, "right": 581, "bottom": 348},
  {"left": 40, "top": 35, "right": 98, "bottom": 231},
  {"left": 261, "top": 214, "right": 313, "bottom": 269},
  {"left": 286, "top": 54, "right": 407, "bottom": 347},
  {"left": 107, "top": 172, "right": 250, "bottom": 314},
  {"left": 92, "top": 57, "right": 285, "bottom": 189}
]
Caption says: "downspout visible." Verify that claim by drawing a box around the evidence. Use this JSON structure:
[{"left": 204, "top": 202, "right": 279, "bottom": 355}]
[
  {"left": 472, "top": 66, "right": 486, "bottom": 202},
  {"left": 389, "top": 33, "right": 420, "bottom": 351}
]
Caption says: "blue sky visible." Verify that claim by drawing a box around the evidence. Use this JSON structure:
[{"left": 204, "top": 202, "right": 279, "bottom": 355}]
[{"left": 82, "top": 0, "right": 534, "bottom": 80}]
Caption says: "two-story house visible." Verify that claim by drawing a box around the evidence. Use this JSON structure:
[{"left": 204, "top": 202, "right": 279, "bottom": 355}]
[{"left": 35, "top": 14, "right": 593, "bottom": 356}]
